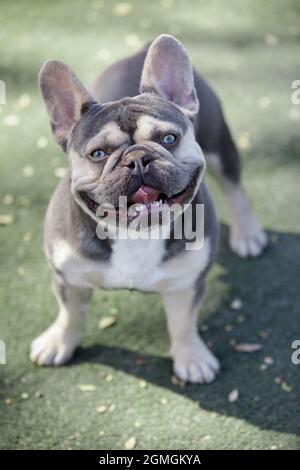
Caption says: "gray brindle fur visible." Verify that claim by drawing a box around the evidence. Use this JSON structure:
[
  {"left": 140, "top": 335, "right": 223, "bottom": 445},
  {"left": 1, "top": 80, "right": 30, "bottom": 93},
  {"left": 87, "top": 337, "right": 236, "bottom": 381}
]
[{"left": 30, "top": 35, "right": 267, "bottom": 383}]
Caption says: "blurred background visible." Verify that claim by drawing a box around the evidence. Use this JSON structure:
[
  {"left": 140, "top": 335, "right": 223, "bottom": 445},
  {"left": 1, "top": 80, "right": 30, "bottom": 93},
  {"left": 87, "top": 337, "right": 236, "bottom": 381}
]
[{"left": 0, "top": 0, "right": 300, "bottom": 450}]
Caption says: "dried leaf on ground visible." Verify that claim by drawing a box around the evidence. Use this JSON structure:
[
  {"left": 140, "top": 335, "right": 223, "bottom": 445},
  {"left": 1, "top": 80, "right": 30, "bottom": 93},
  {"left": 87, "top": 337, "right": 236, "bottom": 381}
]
[
  {"left": 113, "top": 3, "right": 132, "bottom": 17},
  {"left": 264, "top": 356, "right": 274, "bottom": 365},
  {"left": 96, "top": 405, "right": 107, "bottom": 413},
  {"left": 23, "top": 166, "right": 35, "bottom": 177},
  {"left": 78, "top": 384, "right": 96, "bottom": 392},
  {"left": 3, "top": 194, "right": 14, "bottom": 205},
  {"left": 228, "top": 389, "right": 239, "bottom": 402},
  {"left": 98, "top": 316, "right": 117, "bottom": 330},
  {"left": 139, "top": 380, "right": 148, "bottom": 389},
  {"left": 281, "top": 382, "right": 292, "bottom": 392},
  {"left": 233, "top": 343, "right": 262, "bottom": 353},
  {"left": 0, "top": 214, "right": 14, "bottom": 225},
  {"left": 124, "top": 436, "right": 136, "bottom": 450},
  {"left": 230, "top": 298, "right": 243, "bottom": 310}
]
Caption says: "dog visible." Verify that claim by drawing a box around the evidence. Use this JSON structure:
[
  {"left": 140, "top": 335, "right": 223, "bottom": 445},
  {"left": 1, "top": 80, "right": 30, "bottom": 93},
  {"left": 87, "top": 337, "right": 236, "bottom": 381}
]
[{"left": 30, "top": 35, "right": 267, "bottom": 383}]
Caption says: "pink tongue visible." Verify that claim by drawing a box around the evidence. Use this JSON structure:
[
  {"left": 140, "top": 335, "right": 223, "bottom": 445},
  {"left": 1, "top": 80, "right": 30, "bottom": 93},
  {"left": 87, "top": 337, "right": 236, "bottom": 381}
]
[{"left": 130, "top": 185, "right": 160, "bottom": 204}]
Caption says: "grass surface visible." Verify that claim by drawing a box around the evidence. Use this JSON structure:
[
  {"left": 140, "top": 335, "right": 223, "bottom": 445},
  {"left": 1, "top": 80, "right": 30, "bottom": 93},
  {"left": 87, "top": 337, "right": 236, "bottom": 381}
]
[{"left": 0, "top": 0, "right": 300, "bottom": 450}]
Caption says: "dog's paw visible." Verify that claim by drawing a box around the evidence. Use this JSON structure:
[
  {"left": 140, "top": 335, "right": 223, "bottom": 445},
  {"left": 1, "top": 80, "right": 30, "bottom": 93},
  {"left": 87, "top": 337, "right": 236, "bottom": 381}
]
[
  {"left": 230, "top": 217, "right": 268, "bottom": 258},
  {"left": 172, "top": 338, "right": 220, "bottom": 384},
  {"left": 30, "top": 322, "right": 80, "bottom": 366}
]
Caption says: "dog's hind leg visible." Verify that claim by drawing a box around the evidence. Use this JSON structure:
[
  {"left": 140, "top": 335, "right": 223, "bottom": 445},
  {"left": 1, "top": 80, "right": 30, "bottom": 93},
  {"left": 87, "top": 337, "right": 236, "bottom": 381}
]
[
  {"left": 30, "top": 276, "right": 92, "bottom": 366},
  {"left": 205, "top": 121, "right": 267, "bottom": 258}
]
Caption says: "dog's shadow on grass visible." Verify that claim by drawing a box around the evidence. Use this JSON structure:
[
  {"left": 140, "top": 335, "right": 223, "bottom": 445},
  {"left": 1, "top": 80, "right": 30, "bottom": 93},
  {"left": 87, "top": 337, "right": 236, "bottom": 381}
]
[{"left": 74, "top": 225, "right": 300, "bottom": 436}]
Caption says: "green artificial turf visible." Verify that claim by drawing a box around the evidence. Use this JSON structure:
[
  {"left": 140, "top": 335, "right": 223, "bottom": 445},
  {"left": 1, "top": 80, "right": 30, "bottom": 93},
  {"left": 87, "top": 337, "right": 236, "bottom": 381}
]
[{"left": 0, "top": 0, "right": 300, "bottom": 450}]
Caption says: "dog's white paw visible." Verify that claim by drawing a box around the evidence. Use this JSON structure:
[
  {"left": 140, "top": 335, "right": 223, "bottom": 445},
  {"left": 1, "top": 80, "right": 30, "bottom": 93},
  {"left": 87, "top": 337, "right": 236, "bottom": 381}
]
[
  {"left": 230, "top": 217, "right": 267, "bottom": 258},
  {"left": 227, "top": 186, "right": 268, "bottom": 258},
  {"left": 30, "top": 322, "right": 80, "bottom": 366},
  {"left": 172, "top": 338, "right": 220, "bottom": 384}
]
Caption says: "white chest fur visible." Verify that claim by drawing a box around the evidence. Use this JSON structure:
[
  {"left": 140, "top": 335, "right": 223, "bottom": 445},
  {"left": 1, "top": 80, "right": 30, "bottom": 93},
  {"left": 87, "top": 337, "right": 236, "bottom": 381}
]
[
  {"left": 52, "top": 237, "right": 211, "bottom": 293},
  {"left": 106, "top": 238, "right": 165, "bottom": 290}
]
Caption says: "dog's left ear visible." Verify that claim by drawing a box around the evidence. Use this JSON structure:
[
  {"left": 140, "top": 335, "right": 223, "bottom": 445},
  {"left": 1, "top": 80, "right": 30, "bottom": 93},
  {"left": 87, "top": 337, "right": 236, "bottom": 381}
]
[{"left": 140, "top": 34, "right": 199, "bottom": 118}]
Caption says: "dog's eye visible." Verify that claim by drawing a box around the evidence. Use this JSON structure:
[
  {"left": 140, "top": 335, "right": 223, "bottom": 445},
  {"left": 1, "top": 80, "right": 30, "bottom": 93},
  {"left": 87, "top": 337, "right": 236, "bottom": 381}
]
[
  {"left": 161, "top": 134, "right": 177, "bottom": 145},
  {"left": 90, "top": 149, "right": 106, "bottom": 160}
]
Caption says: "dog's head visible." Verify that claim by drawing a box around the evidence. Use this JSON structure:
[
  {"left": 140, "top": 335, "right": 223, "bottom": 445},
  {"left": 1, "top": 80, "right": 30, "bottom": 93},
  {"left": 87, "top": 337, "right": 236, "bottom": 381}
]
[{"left": 39, "top": 35, "right": 205, "bottom": 232}]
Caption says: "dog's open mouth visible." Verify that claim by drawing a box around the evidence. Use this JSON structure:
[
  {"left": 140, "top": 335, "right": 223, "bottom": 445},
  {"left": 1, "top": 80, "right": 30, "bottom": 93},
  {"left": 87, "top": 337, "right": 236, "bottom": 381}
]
[{"left": 79, "top": 174, "right": 197, "bottom": 224}]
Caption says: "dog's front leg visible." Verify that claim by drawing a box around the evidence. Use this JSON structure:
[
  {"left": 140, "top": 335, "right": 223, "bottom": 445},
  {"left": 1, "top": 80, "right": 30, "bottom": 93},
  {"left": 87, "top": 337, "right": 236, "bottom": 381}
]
[
  {"left": 30, "top": 276, "right": 92, "bottom": 366},
  {"left": 161, "top": 286, "right": 220, "bottom": 384}
]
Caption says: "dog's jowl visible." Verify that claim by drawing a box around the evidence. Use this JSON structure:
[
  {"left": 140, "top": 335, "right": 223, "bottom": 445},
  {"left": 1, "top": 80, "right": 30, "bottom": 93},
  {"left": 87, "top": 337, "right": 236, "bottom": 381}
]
[{"left": 30, "top": 35, "right": 267, "bottom": 383}]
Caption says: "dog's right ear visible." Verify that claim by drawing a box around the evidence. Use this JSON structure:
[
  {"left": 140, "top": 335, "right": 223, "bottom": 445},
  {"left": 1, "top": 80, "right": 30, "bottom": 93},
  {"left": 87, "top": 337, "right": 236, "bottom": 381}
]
[{"left": 39, "top": 60, "right": 93, "bottom": 150}]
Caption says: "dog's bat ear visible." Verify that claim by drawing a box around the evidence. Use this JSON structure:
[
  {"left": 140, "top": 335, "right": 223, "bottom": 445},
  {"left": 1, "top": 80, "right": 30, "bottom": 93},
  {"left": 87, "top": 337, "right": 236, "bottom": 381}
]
[
  {"left": 39, "top": 60, "right": 93, "bottom": 149},
  {"left": 140, "top": 34, "right": 199, "bottom": 118}
]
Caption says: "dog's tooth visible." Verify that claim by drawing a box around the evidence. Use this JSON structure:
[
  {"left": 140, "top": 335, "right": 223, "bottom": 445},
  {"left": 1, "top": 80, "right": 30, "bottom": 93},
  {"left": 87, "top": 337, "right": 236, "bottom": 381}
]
[
  {"left": 135, "top": 204, "right": 144, "bottom": 213},
  {"left": 134, "top": 203, "right": 148, "bottom": 214}
]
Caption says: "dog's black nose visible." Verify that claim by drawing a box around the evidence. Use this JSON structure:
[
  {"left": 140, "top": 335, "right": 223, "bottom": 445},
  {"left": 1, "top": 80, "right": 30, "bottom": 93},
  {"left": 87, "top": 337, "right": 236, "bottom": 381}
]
[{"left": 123, "top": 148, "right": 154, "bottom": 175}]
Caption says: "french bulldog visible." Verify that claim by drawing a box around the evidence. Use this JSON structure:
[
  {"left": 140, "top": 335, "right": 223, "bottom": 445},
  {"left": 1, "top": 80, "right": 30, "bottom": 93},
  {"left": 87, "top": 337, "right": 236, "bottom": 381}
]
[{"left": 30, "top": 35, "right": 267, "bottom": 383}]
